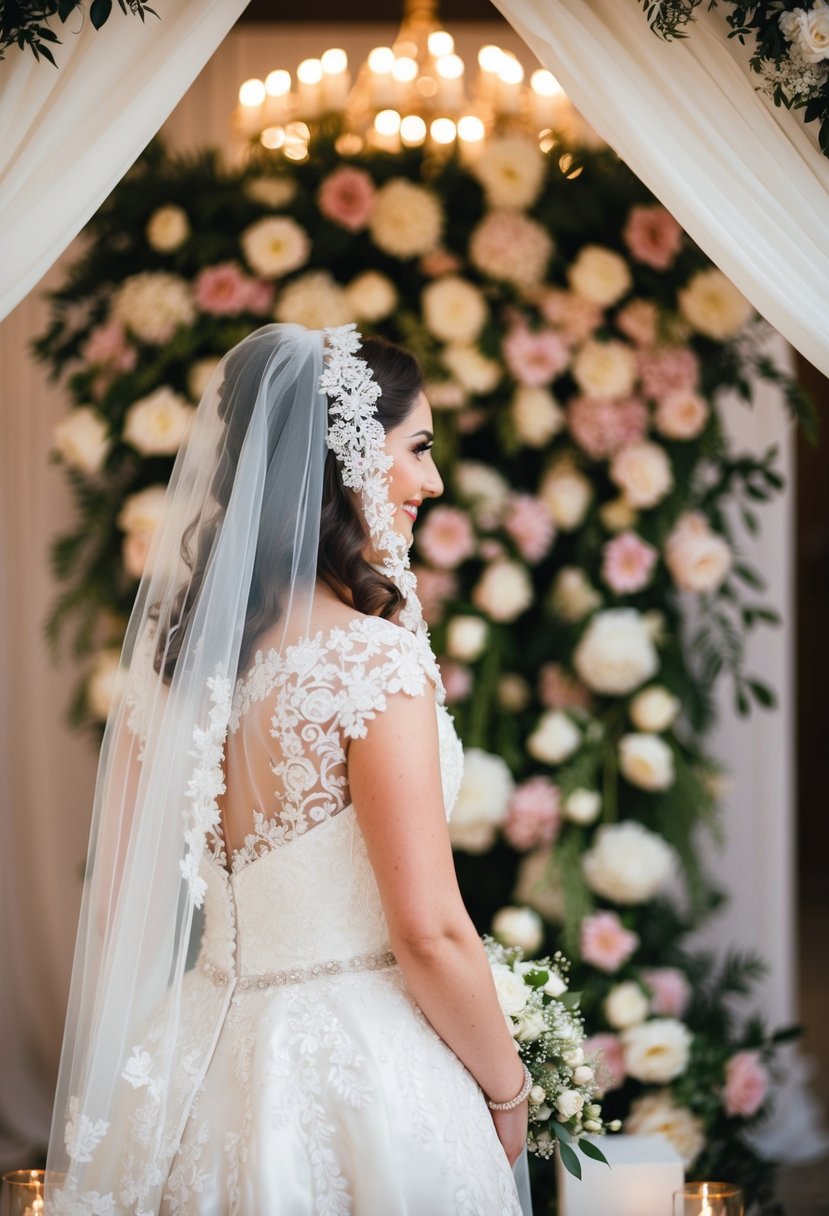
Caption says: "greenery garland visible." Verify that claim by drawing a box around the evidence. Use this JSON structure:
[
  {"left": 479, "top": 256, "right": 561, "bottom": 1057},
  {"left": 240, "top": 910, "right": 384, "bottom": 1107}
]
[
  {"left": 1, "top": 0, "right": 157, "bottom": 65},
  {"left": 36, "top": 130, "right": 810, "bottom": 1209}
]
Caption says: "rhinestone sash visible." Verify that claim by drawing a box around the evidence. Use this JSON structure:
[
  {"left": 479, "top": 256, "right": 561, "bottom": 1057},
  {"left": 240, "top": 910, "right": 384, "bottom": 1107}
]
[{"left": 199, "top": 947, "right": 397, "bottom": 991}]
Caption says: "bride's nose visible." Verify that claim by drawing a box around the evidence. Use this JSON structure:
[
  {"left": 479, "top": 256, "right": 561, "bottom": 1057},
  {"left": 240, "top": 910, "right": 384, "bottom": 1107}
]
[{"left": 423, "top": 464, "right": 444, "bottom": 500}]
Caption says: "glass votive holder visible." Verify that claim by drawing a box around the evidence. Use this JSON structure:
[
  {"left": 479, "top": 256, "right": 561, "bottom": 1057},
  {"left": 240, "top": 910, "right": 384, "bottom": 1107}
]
[
  {"left": 674, "top": 1182, "right": 744, "bottom": 1216},
  {"left": 0, "top": 1170, "right": 45, "bottom": 1216}
]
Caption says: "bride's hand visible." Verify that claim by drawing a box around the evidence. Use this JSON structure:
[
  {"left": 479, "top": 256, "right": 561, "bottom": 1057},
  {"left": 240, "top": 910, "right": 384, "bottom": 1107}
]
[{"left": 489, "top": 1099, "right": 529, "bottom": 1167}]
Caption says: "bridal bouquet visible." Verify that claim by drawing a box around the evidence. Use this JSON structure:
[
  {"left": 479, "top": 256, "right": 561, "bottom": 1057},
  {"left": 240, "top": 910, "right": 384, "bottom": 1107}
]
[{"left": 485, "top": 936, "right": 619, "bottom": 1178}]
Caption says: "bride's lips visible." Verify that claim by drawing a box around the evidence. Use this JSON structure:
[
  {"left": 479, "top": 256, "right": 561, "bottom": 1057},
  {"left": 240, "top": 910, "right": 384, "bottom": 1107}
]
[{"left": 402, "top": 501, "right": 420, "bottom": 522}]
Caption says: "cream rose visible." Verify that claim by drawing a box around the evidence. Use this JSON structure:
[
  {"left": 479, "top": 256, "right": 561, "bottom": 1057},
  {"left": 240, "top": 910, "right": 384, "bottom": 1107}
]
[
  {"left": 53, "top": 407, "right": 110, "bottom": 474},
  {"left": 539, "top": 465, "right": 592, "bottom": 531},
  {"left": 665, "top": 512, "right": 732, "bottom": 593},
  {"left": 622, "top": 1018, "right": 692, "bottom": 1083},
  {"left": 471, "top": 134, "right": 546, "bottom": 210},
  {"left": 550, "top": 568, "right": 601, "bottom": 623},
  {"left": 600, "top": 497, "right": 638, "bottom": 534},
  {"left": 630, "top": 686, "right": 680, "bottom": 732},
  {"left": 455, "top": 461, "right": 511, "bottom": 514},
  {"left": 515, "top": 1010, "right": 547, "bottom": 1042},
  {"left": 275, "top": 271, "right": 352, "bottom": 329},
  {"left": 117, "top": 484, "right": 167, "bottom": 536},
  {"left": 123, "top": 387, "right": 194, "bottom": 456},
  {"left": 654, "top": 391, "right": 709, "bottom": 441},
  {"left": 422, "top": 276, "right": 487, "bottom": 344},
  {"left": 619, "top": 733, "right": 676, "bottom": 791},
  {"left": 555, "top": 1090, "right": 585, "bottom": 1120},
  {"left": 625, "top": 1091, "right": 705, "bottom": 1168},
  {"left": 568, "top": 245, "right": 632, "bottom": 307},
  {"left": 583, "top": 821, "right": 673, "bottom": 904},
  {"left": 145, "top": 205, "right": 190, "bottom": 253},
  {"left": 345, "top": 271, "right": 397, "bottom": 322},
  {"left": 244, "top": 176, "right": 297, "bottom": 208},
  {"left": 112, "top": 272, "right": 195, "bottom": 344},
  {"left": 511, "top": 386, "right": 565, "bottom": 448},
  {"left": 678, "top": 268, "right": 753, "bottom": 340},
  {"left": 472, "top": 560, "right": 533, "bottom": 622},
  {"left": 492, "top": 906, "right": 544, "bottom": 954},
  {"left": 449, "top": 748, "right": 514, "bottom": 853},
  {"left": 604, "top": 982, "right": 649, "bottom": 1030},
  {"left": 527, "top": 711, "right": 581, "bottom": 765},
  {"left": 563, "top": 788, "right": 602, "bottom": 825},
  {"left": 241, "top": 216, "right": 311, "bottom": 279},
  {"left": 446, "top": 615, "right": 488, "bottom": 662},
  {"left": 574, "top": 608, "right": 658, "bottom": 696},
  {"left": 571, "top": 339, "right": 637, "bottom": 399},
  {"left": 610, "top": 442, "right": 673, "bottom": 510},
  {"left": 779, "top": 2, "right": 829, "bottom": 62},
  {"left": 442, "top": 345, "right": 501, "bottom": 395},
  {"left": 490, "top": 964, "right": 529, "bottom": 1016},
  {"left": 370, "top": 179, "right": 443, "bottom": 259}
]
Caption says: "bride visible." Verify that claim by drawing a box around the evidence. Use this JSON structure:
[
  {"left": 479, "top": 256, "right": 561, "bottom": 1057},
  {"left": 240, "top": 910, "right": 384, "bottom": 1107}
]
[{"left": 46, "top": 324, "right": 532, "bottom": 1215}]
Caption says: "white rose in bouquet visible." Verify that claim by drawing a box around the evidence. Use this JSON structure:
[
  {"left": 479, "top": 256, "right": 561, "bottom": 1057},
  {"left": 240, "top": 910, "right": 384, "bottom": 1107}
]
[
  {"left": 574, "top": 608, "right": 658, "bottom": 695},
  {"left": 492, "top": 906, "right": 544, "bottom": 954},
  {"left": 622, "top": 1017, "right": 692, "bottom": 1083},
  {"left": 563, "top": 788, "right": 602, "bottom": 825},
  {"left": 449, "top": 748, "right": 514, "bottom": 853},
  {"left": 527, "top": 711, "right": 581, "bottom": 765},
  {"left": 515, "top": 1010, "right": 548, "bottom": 1042},
  {"left": 511, "top": 386, "right": 565, "bottom": 447},
  {"left": 446, "top": 615, "right": 488, "bottom": 662},
  {"left": 550, "top": 568, "right": 601, "bottom": 623},
  {"left": 629, "top": 685, "right": 680, "bottom": 732},
  {"left": 113, "top": 272, "right": 195, "bottom": 344},
  {"left": 53, "top": 407, "right": 110, "bottom": 475},
  {"left": 572, "top": 339, "right": 637, "bottom": 399},
  {"left": 472, "top": 560, "right": 533, "bottom": 622},
  {"left": 241, "top": 215, "right": 311, "bottom": 279},
  {"left": 490, "top": 963, "right": 530, "bottom": 1015},
  {"left": 568, "top": 245, "right": 632, "bottom": 307},
  {"left": 610, "top": 441, "right": 673, "bottom": 509},
  {"left": 124, "top": 387, "right": 194, "bottom": 456},
  {"left": 471, "top": 134, "right": 546, "bottom": 210},
  {"left": 540, "top": 464, "right": 593, "bottom": 530},
  {"left": 345, "top": 271, "right": 397, "bottom": 322},
  {"left": 625, "top": 1090, "right": 705, "bottom": 1168},
  {"left": 275, "top": 272, "right": 352, "bottom": 329},
  {"left": 370, "top": 179, "right": 443, "bottom": 258},
  {"left": 618, "top": 733, "right": 676, "bottom": 791},
  {"left": 87, "top": 648, "right": 127, "bottom": 722},
  {"left": 422, "top": 276, "right": 487, "bottom": 343},
  {"left": 780, "top": 2, "right": 829, "bottom": 61},
  {"left": 583, "top": 821, "right": 673, "bottom": 904},
  {"left": 604, "top": 981, "right": 649, "bottom": 1029},
  {"left": 555, "top": 1090, "right": 585, "bottom": 1120},
  {"left": 678, "top": 268, "right": 753, "bottom": 339},
  {"left": 665, "top": 512, "right": 732, "bottom": 594},
  {"left": 146, "top": 205, "right": 190, "bottom": 252}
]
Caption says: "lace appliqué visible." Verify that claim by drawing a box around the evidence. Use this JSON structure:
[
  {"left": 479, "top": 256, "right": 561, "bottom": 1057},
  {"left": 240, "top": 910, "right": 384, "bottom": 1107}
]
[{"left": 181, "top": 668, "right": 232, "bottom": 904}]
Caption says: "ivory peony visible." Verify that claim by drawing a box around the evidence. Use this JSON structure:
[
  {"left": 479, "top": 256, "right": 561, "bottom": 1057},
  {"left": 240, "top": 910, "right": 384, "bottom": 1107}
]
[
  {"left": 446, "top": 615, "right": 488, "bottom": 662},
  {"left": 117, "top": 485, "right": 167, "bottom": 537},
  {"left": 571, "top": 339, "right": 638, "bottom": 399},
  {"left": 610, "top": 442, "right": 673, "bottom": 510},
  {"left": 492, "top": 906, "right": 544, "bottom": 954},
  {"left": 511, "top": 386, "right": 565, "bottom": 447},
  {"left": 583, "top": 821, "right": 673, "bottom": 904},
  {"left": 625, "top": 1091, "right": 705, "bottom": 1167},
  {"left": 630, "top": 686, "right": 680, "bottom": 733},
  {"left": 665, "top": 512, "right": 732, "bottom": 594},
  {"left": 370, "top": 179, "right": 443, "bottom": 258},
  {"left": 678, "top": 268, "right": 753, "bottom": 339},
  {"left": 123, "top": 387, "right": 194, "bottom": 456},
  {"left": 275, "top": 271, "right": 352, "bottom": 329},
  {"left": 550, "top": 568, "right": 601, "bottom": 623},
  {"left": 241, "top": 216, "right": 311, "bottom": 279},
  {"left": 779, "top": 2, "right": 829, "bottom": 63},
  {"left": 422, "top": 276, "right": 487, "bottom": 343},
  {"left": 471, "top": 134, "right": 546, "bottom": 210},
  {"left": 472, "top": 560, "right": 533, "bottom": 622},
  {"left": 146, "top": 205, "right": 190, "bottom": 252},
  {"left": 568, "top": 244, "right": 632, "bottom": 307},
  {"left": 573, "top": 609, "right": 658, "bottom": 695},
  {"left": 563, "top": 788, "right": 602, "bottom": 825},
  {"left": 113, "top": 272, "right": 195, "bottom": 344},
  {"left": 539, "top": 464, "right": 593, "bottom": 531},
  {"left": 618, "top": 733, "right": 676, "bottom": 791},
  {"left": 449, "top": 748, "right": 514, "bottom": 853},
  {"left": 654, "top": 390, "right": 709, "bottom": 440},
  {"left": 604, "top": 981, "right": 649, "bottom": 1029},
  {"left": 53, "top": 407, "right": 110, "bottom": 474},
  {"left": 527, "top": 711, "right": 581, "bottom": 765},
  {"left": 622, "top": 1017, "right": 692, "bottom": 1083},
  {"left": 442, "top": 345, "right": 501, "bottom": 395},
  {"left": 344, "top": 271, "right": 397, "bottom": 322}
]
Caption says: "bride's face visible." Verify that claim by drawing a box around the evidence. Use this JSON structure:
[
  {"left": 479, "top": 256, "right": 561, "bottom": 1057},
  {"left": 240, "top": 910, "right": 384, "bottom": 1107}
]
[{"left": 381, "top": 391, "right": 443, "bottom": 547}]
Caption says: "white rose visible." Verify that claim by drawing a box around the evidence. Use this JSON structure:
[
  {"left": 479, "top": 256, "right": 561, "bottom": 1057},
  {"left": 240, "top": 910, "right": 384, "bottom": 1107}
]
[
  {"left": 780, "top": 1, "right": 829, "bottom": 62},
  {"left": 188, "top": 357, "right": 222, "bottom": 403},
  {"left": 492, "top": 906, "right": 544, "bottom": 954},
  {"left": 543, "top": 970, "right": 568, "bottom": 998},
  {"left": 370, "top": 179, "right": 443, "bottom": 259},
  {"left": 574, "top": 608, "right": 658, "bottom": 696},
  {"left": 529, "top": 1085, "right": 547, "bottom": 1105},
  {"left": 446, "top": 615, "right": 488, "bottom": 662},
  {"left": 572, "top": 1065, "right": 594, "bottom": 1085},
  {"left": 564, "top": 788, "right": 602, "bottom": 825},
  {"left": 515, "top": 1009, "right": 547, "bottom": 1042},
  {"left": 665, "top": 512, "right": 732, "bottom": 593},
  {"left": 123, "top": 387, "right": 194, "bottom": 456},
  {"left": 600, "top": 497, "right": 638, "bottom": 534},
  {"left": 423, "top": 276, "right": 487, "bottom": 344},
  {"left": 455, "top": 461, "right": 511, "bottom": 513},
  {"left": 490, "top": 963, "right": 529, "bottom": 1016},
  {"left": 625, "top": 1090, "right": 705, "bottom": 1168},
  {"left": 511, "top": 386, "right": 565, "bottom": 447},
  {"left": 527, "top": 711, "right": 581, "bottom": 765},
  {"left": 442, "top": 345, "right": 501, "bottom": 395},
  {"left": 678, "top": 268, "right": 753, "bottom": 340},
  {"left": 87, "top": 648, "right": 127, "bottom": 722},
  {"left": 583, "top": 821, "right": 673, "bottom": 904},
  {"left": 630, "top": 686, "right": 680, "bottom": 732},
  {"left": 275, "top": 271, "right": 352, "bottom": 329},
  {"left": 568, "top": 245, "right": 632, "bottom": 307},
  {"left": 112, "top": 272, "right": 195, "bottom": 345},
  {"left": 449, "top": 748, "right": 514, "bottom": 853},
  {"left": 622, "top": 1018, "right": 692, "bottom": 1083},
  {"left": 555, "top": 1089, "right": 585, "bottom": 1120},
  {"left": 619, "top": 733, "right": 675, "bottom": 791},
  {"left": 571, "top": 339, "right": 637, "bottom": 399},
  {"left": 563, "top": 1047, "right": 584, "bottom": 1067},
  {"left": 472, "top": 560, "right": 533, "bottom": 623},
  {"left": 539, "top": 465, "right": 592, "bottom": 531},
  {"left": 344, "top": 271, "right": 397, "bottom": 322},
  {"left": 604, "top": 981, "right": 649, "bottom": 1029},
  {"left": 610, "top": 441, "right": 673, "bottom": 510},
  {"left": 550, "top": 567, "right": 601, "bottom": 623},
  {"left": 53, "top": 406, "right": 110, "bottom": 474},
  {"left": 241, "top": 215, "right": 311, "bottom": 279},
  {"left": 471, "top": 134, "right": 546, "bottom": 210},
  {"left": 117, "top": 484, "right": 167, "bottom": 535},
  {"left": 145, "top": 205, "right": 189, "bottom": 253}
]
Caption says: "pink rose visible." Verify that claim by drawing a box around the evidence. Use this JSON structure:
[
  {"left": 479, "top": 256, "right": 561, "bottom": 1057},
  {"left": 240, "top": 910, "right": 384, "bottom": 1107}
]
[
  {"left": 665, "top": 512, "right": 732, "bottom": 593},
  {"left": 616, "top": 299, "right": 659, "bottom": 348},
  {"left": 539, "top": 288, "right": 603, "bottom": 344},
  {"left": 584, "top": 1033, "right": 626, "bottom": 1095},
  {"left": 581, "top": 911, "right": 640, "bottom": 973},
  {"left": 416, "top": 506, "right": 476, "bottom": 570},
  {"left": 503, "top": 325, "right": 570, "bottom": 387},
  {"left": 538, "top": 663, "right": 593, "bottom": 712},
  {"left": 195, "top": 262, "right": 251, "bottom": 315},
  {"left": 724, "top": 1050, "right": 769, "bottom": 1118},
  {"left": 411, "top": 565, "right": 458, "bottom": 624},
  {"left": 642, "top": 967, "right": 691, "bottom": 1017},
  {"left": 439, "top": 659, "right": 473, "bottom": 704},
  {"left": 602, "top": 531, "right": 659, "bottom": 594},
  {"left": 623, "top": 205, "right": 683, "bottom": 270},
  {"left": 504, "top": 776, "right": 562, "bottom": 851},
  {"left": 244, "top": 277, "right": 276, "bottom": 315},
  {"left": 504, "top": 494, "right": 556, "bottom": 563},
  {"left": 654, "top": 391, "right": 709, "bottom": 441},
  {"left": 318, "top": 167, "right": 376, "bottom": 232},
  {"left": 568, "top": 395, "right": 649, "bottom": 460},
  {"left": 82, "top": 321, "right": 137, "bottom": 372},
  {"left": 639, "top": 346, "right": 700, "bottom": 404}
]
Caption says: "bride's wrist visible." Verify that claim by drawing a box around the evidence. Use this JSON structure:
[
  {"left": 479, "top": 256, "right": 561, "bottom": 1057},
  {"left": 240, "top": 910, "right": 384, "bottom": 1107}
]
[{"left": 485, "top": 1062, "right": 532, "bottom": 1111}]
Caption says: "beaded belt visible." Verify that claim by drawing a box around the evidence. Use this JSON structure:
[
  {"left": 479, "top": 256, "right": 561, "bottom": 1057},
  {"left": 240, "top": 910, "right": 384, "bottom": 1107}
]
[{"left": 199, "top": 947, "right": 397, "bottom": 991}]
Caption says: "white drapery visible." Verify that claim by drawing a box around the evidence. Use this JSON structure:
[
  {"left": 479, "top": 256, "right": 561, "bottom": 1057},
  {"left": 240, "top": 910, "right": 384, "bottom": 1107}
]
[
  {"left": 0, "top": 0, "right": 250, "bottom": 322},
  {"left": 493, "top": 0, "right": 829, "bottom": 379}
]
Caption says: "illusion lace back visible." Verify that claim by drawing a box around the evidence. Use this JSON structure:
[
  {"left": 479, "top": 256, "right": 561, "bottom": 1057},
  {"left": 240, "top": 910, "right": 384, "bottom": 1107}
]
[{"left": 156, "top": 614, "right": 525, "bottom": 1216}]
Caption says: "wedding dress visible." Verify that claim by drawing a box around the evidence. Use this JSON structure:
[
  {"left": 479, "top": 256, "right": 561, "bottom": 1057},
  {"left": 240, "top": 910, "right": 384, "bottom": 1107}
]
[{"left": 150, "top": 613, "right": 528, "bottom": 1216}]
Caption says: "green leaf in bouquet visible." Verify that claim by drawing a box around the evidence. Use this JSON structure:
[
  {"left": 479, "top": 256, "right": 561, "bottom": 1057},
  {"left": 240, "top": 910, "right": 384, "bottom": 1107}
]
[
  {"left": 577, "top": 1138, "right": 610, "bottom": 1167},
  {"left": 557, "top": 1139, "right": 582, "bottom": 1180},
  {"left": 524, "top": 969, "right": 550, "bottom": 989}
]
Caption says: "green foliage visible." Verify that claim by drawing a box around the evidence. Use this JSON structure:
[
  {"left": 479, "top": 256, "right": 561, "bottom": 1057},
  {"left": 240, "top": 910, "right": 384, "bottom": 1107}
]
[{"left": 1, "top": 0, "right": 157, "bottom": 65}]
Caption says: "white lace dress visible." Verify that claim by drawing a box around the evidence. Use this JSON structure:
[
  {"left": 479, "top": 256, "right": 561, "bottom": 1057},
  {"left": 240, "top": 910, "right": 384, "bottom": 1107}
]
[{"left": 159, "top": 615, "right": 527, "bottom": 1216}]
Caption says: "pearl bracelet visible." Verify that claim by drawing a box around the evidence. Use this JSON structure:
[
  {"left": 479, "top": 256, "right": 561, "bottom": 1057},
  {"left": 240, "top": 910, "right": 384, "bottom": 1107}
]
[{"left": 486, "top": 1062, "right": 533, "bottom": 1111}]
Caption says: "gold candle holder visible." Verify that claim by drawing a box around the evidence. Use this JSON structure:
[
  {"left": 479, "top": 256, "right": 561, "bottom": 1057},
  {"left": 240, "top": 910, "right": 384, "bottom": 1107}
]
[
  {"left": 0, "top": 1170, "right": 45, "bottom": 1216},
  {"left": 674, "top": 1182, "right": 744, "bottom": 1216}
]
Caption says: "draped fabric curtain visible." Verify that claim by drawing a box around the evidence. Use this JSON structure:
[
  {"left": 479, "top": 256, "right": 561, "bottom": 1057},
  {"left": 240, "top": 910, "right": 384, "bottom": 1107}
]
[
  {"left": 0, "top": 0, "right": 250, "bottom": 322},
  {"left": 493, "top": 0, "right": 829, "bottom": 379}
]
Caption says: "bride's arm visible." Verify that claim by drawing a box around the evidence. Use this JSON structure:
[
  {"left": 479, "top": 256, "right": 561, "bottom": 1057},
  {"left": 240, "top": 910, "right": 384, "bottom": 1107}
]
[{"left": 348, "top": 684, "right": 528, "bottom": 1159}]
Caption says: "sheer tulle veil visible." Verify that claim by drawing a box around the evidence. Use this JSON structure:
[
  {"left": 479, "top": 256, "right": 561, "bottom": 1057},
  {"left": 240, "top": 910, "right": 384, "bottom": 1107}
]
[{"left": 45, "top": 323, "right": 406, "bottom": 1213}]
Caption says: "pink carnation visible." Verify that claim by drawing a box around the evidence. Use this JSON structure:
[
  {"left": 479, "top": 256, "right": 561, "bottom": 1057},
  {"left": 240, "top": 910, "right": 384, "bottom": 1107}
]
[
  {"left": 244, "top": 277, "right": 276, "bottom": 315},
  {"left": 623, "top": 205, "right": 683, "bottom": 270},
  {"left": 82, "top": 321, "right": 137, "bottom": 372},
  {"left": 539, "top": 288, "right": 603, "bottom": 345},
  {"left": 318, "top": 166, "right": 376, "bottom": 232},
  {"left": 411, "top": 565, "right": 458, "bottom": 624},
  {"left": 504, "top": 494, "right": 556, "bottom": 563},
  {"left": 602, "top": 531, "right": 659, "bottom": 594},
  {"left": 503, "top": 325, "right": 570, "bottom": 387},
  {"left": 639, "top": 346, "right": 700, "bottom": 404},
  {"left": 195, "top": 263, "right": 251, "bottom": 315},
  {"left": 584, "top": 1033, "right": 625, "bottom": 1095},
  {"left": 616, "top": 299, "right": 659, "bottom": 348},
  {"left": 538, "top": 663, "right": 593, "bottom": 712},
  {"left": 724, "top": 1050, "right": 769, "bottom": 1118},
  {"left": 504, "top": 776, "right": 562, "bottom": 851},
  {"left": 642, "top": 967, "right": 691, "bottom": 1017},
  {"left": 580, "top": 911, "right": 639, "bottom": 973},
  {"left": 416, "top": 506, "right": 476, "bottom": 570},
  {"left": 439, "top": 659, "right": 473, "bottom": 704},
  {"left": 420, "top": 248, "right": 463, "bottom": 277},
  {"left": 568, "top": 395, "right": 649, "bottom": 460}
]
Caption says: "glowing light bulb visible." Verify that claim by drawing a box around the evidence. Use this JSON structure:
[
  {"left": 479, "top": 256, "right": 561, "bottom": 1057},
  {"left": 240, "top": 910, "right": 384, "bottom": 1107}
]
[
  {"left": 531, "top": 68, "right": 563, "bottom": 96},
  {"left": 297, "top": 58, "right": 323, "bottom": 85},
  {"left": 265, "top": 69, "right": 291, "bottom": 97},
  {"left": 457, "top": 114, "right": 485, "bottom": 142},
  {"left": 428, "top": 30, "right": 454, "bottom": 57},
  {"left": 430, "top": 117, "right": 457, "bottom": 144},
  {"left": 400, "top": 114, "right": 427, "bottom": 145},
  {"left": 436, "top": 54, "right": 464, "bottom": 80},
  {"left": 375, "top": 109, "right": 402, "bottom": 136},
  {"left": 478, "top": 45, "right": 503, "bottom": 73},
  {"left": 392, "top": 57, "right": 418, "bottom": 83},
  {"left": 368, "top": 46, "right": 395, "bottom": 74},
  {"left": 498, "top": 55, "right": 524, "bottom": 85},
  {"left": 239, "top": 78, "right": 266, "bottom": 108},
  {"left": 321, "top": 48, "right": 347, "bottom": 75}
]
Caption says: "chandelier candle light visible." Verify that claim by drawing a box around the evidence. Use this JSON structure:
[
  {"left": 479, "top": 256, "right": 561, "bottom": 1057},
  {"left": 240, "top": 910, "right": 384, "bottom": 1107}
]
[
  {"left": 674, "top": 1183, "right": 745, "bottom": 1216},
  {"left": 0, "top": 1170, "right": 45, "bottom": 1216},
  {"left": 233, "top": 0, "right": 579, "bottom": 161}
]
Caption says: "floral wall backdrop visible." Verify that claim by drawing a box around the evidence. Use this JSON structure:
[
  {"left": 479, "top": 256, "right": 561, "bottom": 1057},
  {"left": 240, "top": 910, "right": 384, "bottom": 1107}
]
[{"left": 37, "top": 129, "right": 811, "bottom": 1208}]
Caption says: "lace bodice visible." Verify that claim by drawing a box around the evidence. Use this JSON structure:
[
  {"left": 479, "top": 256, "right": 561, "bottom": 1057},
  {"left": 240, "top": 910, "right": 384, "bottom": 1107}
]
[{"left": 198, "top": 615, "right": 464, "bottom": 983}]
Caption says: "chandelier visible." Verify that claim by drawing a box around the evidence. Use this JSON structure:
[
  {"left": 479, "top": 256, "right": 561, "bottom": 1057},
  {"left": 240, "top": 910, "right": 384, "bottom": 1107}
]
[{"left": 233, "top": 0, "right": 588, "bottom": 163}]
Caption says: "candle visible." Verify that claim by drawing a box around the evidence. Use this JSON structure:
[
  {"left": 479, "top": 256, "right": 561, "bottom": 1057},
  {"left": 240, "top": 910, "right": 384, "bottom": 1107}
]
[
  {"left": 321, "top": 48, "right": 350, "bottom": 111},
  {"left": 1, "top": 1168, "right": 47, "bottom": 1216},
  {"left": 296, "top": 58, "right": 323, "bottom": 119},
  {"left": 237, "top": 78, "right": 266, "bottom": 137},
  {"left": 495, "top": 53, "right": 524, "bottom": 116},
  {"left": 264, "top": 69, "right": 291, "bottom": 126},
  {"left": 530, "top": 68, "right": 564, "bottom": 130},
  {"left": 477, "top": 44, "right": 503, "bottom": 104},
  {"left": 435, "top": 54, "right": 464, "bottom": 111},
  {"left": 673, "top": 1182, "right": 744, "bottom": 1216},
  {"left": 367, "top": 46, "right": 395, "bottom": 108}
]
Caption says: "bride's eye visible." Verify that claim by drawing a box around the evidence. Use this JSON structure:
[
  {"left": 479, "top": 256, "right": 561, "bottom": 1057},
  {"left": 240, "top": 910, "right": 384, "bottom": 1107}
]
[{"left": 413, "top": 441, "right": 433, "bottom": 459}]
